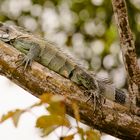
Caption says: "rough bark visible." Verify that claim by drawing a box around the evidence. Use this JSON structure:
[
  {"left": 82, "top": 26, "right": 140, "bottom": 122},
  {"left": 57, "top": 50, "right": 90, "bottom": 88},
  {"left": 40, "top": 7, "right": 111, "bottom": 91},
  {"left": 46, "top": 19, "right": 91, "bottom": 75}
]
[
  {"left": 111, "top": 0, "right": 140, "bottom": 107},
  {"left": 0, "top": 41, "right": 140, "bottom": 140}
]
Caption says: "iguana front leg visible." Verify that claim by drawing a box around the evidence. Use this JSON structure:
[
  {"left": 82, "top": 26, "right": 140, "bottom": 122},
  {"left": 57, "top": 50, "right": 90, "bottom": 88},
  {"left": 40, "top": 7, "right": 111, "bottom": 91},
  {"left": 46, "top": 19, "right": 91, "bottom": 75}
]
[
  {"left": 12, "top": 38, "right": 41, "bottom": 70},
  {"left": 79, "top": 70, "right": 105, "bottom": 111}
]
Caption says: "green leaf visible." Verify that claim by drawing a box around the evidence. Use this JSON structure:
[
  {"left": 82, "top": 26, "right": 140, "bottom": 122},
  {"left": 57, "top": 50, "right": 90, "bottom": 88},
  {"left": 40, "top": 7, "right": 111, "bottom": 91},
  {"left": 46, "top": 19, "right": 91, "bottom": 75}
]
[
  {"left": 36, "top": 115, "right": 70, "bottom": 129},
  {"left": 36, "top": 115, "right": 70, "bottom": 136},
  {"left": 61, "top": 134, "right": 74, "bottom": 140},
  {"left": 72, "top": 102, "right": 80, "bottom": 122},
  {"left": 77, "top": 127, "right": 85, "bottom": 140},
  {"left": 39, "top": 94, "right": 53, "bottom": 103},
  {"left": 0, "top": 109, "right": 24, "bottom": 127},
  {"left": 47, "top": 101, "right": 66, "bottom": 116},
  {"left": 85, "top": 129, "right": 100, "bottom": 140},
  {"left": 0, "top": 111, "right": 14, "bottom": 123},
  {"left": 39, "top": 94, "right": 65, "bottom": 105},
  {"left": 12, "top": 110, "right": 24, "bottom": 127},
  {"left": 42, "top": 126, "right": 58, "bottom": 136}
]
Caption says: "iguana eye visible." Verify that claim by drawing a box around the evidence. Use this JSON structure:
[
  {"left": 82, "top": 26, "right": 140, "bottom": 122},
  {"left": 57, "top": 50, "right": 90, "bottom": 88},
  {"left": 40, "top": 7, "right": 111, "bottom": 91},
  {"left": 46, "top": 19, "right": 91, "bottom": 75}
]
[
  {"left": 0, "top": 25, "right": 10, "bottom": 33},
  {"left": 0, "top": 25, "right": 10, "bottom": 41},
  {"left": 5, "top": 28, "right": 9, "bottom": 33}
]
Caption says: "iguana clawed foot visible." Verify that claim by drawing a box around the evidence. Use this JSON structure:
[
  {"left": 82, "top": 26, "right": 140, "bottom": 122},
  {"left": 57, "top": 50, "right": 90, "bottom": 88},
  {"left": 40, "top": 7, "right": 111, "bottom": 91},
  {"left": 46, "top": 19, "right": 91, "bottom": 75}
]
[
  {"left": 16, "top": 54, "right": 33, "bottom": 70},
  {"left": 85, "top": 90, "right": 105, "bottom": 111}
]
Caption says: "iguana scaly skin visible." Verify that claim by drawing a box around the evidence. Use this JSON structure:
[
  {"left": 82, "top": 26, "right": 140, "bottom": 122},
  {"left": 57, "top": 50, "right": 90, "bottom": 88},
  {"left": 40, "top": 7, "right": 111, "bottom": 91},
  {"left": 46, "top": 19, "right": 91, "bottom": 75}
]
[{"left": 0, "top": 22, "right": 131, "bottom": 107}]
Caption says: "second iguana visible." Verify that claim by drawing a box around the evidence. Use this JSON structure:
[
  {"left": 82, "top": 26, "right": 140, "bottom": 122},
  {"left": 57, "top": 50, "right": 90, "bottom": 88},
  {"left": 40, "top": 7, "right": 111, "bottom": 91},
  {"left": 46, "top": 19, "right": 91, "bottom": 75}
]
[{"left": 0, "top": 22, "right": 130, "bottom": 107}]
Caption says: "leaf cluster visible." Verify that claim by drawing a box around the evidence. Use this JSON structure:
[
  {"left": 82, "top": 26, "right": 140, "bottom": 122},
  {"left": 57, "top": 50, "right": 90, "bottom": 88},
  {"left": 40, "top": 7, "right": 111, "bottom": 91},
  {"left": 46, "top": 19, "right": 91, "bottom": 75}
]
[{"left": 0, "top": 94, "right": 100, "bottom": 140}]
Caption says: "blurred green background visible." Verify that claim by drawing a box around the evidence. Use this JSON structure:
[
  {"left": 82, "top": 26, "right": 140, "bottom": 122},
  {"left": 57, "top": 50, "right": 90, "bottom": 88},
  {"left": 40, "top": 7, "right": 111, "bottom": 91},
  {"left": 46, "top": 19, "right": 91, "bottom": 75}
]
[{"left": 0, "top": 0, "right": 140, "bottom": 89}]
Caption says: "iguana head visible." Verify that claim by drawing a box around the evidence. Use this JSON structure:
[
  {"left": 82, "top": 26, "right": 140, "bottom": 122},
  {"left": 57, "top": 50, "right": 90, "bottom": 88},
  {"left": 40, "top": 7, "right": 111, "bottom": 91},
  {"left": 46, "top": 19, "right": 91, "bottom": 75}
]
[{"left": 0, "top": 22, "right": 23, "bottom": 42}]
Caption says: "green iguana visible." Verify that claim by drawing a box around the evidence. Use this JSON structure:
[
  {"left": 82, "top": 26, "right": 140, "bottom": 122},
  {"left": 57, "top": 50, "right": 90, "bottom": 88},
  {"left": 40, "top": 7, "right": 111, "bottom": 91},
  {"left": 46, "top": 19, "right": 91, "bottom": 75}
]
[{"left": 0, "top": 22, "right": 131, "bottom": 107}]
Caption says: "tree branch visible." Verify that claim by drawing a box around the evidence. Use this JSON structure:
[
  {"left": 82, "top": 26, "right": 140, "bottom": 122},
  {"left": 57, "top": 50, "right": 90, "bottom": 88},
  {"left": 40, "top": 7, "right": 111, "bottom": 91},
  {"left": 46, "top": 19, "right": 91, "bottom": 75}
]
[
  {"left": 111, "top": 0, "right": 140, "bottom": 107},
  {"left": 0, "top": 41, "right": 140, "bottom": 140}
]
